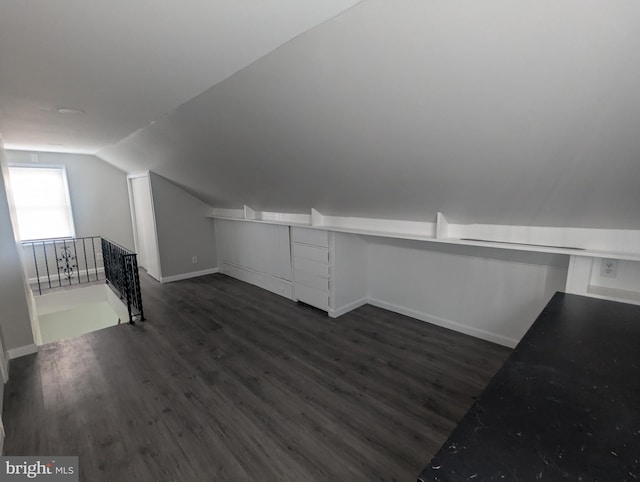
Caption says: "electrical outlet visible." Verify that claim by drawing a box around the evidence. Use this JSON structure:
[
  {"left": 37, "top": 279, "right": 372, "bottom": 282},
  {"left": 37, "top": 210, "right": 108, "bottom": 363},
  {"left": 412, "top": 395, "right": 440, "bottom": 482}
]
[
  {"left": 191, "top": 256, "right": 198, "bottom": 264},
  {"left": 600, "top": 258, "right": 617, "bottom": 279}
]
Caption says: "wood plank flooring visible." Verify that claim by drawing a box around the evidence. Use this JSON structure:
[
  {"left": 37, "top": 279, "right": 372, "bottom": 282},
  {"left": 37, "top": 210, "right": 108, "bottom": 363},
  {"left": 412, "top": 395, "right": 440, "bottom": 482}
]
[{"left": 3, "top": 273, "right": 510, "bottom": 481}]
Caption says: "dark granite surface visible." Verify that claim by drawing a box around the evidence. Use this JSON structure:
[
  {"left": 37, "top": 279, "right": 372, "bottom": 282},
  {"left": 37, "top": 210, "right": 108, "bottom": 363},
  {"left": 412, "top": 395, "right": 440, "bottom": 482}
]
[{"left": 418, "top": 292, "right": 640, "bottom": 481}]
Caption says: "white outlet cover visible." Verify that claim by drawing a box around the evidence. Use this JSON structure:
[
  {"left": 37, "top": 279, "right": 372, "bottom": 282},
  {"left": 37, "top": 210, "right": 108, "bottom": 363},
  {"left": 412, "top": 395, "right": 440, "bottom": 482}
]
[{"left": 600, "top": 258, "right": 618, "bottom": 279}]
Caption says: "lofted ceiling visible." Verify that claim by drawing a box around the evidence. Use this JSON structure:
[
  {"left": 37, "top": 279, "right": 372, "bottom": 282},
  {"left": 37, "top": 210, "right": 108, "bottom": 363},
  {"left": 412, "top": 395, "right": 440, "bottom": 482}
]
[
  {"left": 3, "top": 0, "right": 640, "bottom": 229},
  {"left": 0, "top": 0, "right": 361, "bottom": 153},
  {"left": 100, "top": 0, "right": 640, "bottom": 228}
]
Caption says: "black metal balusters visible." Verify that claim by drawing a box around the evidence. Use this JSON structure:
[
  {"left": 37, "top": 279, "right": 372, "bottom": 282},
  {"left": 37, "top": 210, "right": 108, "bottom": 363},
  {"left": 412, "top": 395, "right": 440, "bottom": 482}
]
[
  {"left": 31, "top": 242, "right": 41, "bottom": 295},
  {"left": 101, "top": 238, "right": 145, "bottom": 324},
  {"left": 22, "top": 236, "right": 145, "bottom": 325},
  {"left": 23, "top": 236, "right": 103, "bottom": 294}
]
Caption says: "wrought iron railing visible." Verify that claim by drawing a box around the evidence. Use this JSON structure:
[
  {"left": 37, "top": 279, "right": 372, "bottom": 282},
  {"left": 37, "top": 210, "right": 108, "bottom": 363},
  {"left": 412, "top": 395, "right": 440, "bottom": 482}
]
[
  {"left": 101, "top": 238, "right": 145, "bottom": 324},
  {"left": 22, "top": 236, "right": 145, "bottom": 324},
  {"left": 23, "top": 236, "right": 103, "bottom": 294}
]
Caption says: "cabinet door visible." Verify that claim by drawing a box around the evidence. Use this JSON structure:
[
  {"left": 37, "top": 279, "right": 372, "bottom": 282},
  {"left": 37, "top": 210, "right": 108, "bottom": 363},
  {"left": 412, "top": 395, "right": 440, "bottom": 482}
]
[
  {"left": 294, "top": 284, "right": 330, "bottom": 311},
  {"left": 130, "top": 175, "right": 161, "bottom": 281}
]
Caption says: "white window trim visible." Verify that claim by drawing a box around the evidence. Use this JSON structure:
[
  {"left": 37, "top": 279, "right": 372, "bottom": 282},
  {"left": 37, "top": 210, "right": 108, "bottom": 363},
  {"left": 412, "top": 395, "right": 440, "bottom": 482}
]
[{"left": 8, "top": 163, "right": 77, "bottom": 241}]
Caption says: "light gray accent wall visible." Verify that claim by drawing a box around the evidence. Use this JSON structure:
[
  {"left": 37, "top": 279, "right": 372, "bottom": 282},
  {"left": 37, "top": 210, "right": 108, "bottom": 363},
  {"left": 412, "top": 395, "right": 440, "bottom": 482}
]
[
  {"left": 149, "top": 172, "right": 217, "bottom": 279},
  {"left": 6, "top": 151, "right": 134, "bottom": 250},
  {"left": 0, "top": 144, "right": 35, "bottom": 351},
  {"left": 100, "top": 0, "right": 640, "bottom": 229}
]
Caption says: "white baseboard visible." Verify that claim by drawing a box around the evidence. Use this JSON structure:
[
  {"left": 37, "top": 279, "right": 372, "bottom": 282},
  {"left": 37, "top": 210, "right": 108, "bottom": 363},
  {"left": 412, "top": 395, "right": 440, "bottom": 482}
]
[
  {"left": 186, "top": 269, "right": 518, "bottom": 348},
  {"left": 220, "top": 262, "right": 293, "bottom": 299},
  {"left": 161, "top": 268, "right": 219, "bottom": 283},
  {"left": 1, "top": 352, "right": 9, "bottom": 382},
  {"left": 7, "top": 344, "right": 38, "bottom": 359},
  {"left": 327, "top": 296, "right": 517, "bottom": 347},
  {"left": 367, "top": 298, "right": 518, "bottom": 348},
  {"left": 28, "top": 267, "right": 105, "bottom": 285},
  {"left": 0, "top": 417, "right": 5, "bottom": 456},
  {"left": 329, "top": 297, "right": 368, "bottom": 318}
]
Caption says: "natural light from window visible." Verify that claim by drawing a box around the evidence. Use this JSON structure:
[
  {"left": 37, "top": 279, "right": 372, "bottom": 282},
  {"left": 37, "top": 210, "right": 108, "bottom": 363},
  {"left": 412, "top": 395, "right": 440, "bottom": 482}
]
[{"left": 8, "top": 166, "right": 75, "bottom": 241}]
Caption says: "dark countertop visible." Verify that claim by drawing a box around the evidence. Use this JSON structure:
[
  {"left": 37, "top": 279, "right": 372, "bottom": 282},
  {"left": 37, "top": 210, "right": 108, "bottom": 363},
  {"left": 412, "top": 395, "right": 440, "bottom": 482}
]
[{"left": 418, "top": 292, "right": 640, "bottom": 481}]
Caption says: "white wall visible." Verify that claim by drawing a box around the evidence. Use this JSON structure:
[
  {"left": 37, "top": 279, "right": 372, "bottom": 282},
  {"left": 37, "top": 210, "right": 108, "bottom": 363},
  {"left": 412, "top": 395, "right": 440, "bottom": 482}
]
[
  {"left": 367, "top": 239, "right": 568, "bottom": 347},
  {"left": 7, "top": 150, "right": 134, "bottom": 249},
  {"left": 0, "top": 144, "right": 36, "bottom": 354},
  {"left": 149, "top": 172, "right": 217, "bottom": 280},
  {"left": 35, "top": 284, "right": 111, "bottom": 316},
  {"left": 332, "top": 232, "right": 368, "bottom": 313},
  {"left": 589, "top": 258, "right": 640, "bottom": 294},
  {"left": 566, "top": 256, "right": 640, "bottom": 306},
  {"left": 38, "top": 302, "right": 118, "bottom": 345},
  {"left": 34, "top": 284, "right": 131, "bottom": 343}
]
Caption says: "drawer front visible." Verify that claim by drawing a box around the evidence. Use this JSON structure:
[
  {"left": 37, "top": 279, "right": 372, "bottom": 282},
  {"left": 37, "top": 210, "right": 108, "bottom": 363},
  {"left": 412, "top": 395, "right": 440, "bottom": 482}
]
[
  {"left": 294, "top": 283, "right": 329, "bottom": 311},
  {"left": 293, "top": 258, "right": 330, "bottom": 278},
  {"left": 291, "top": 227, "right": 329, "bottom": 248},
  {"left": 293, "top": 269, "right": 330, "bottom": 291},
  {"left": 292, "top": 243, "right": 329, "bottom": 263}
]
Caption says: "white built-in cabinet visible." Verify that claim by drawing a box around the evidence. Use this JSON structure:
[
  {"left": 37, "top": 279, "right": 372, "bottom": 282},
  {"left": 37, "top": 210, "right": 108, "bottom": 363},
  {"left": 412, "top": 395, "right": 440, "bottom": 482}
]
[
  {"left": 215, "top": 220, "right": 368, "bottom": 317},
  {"left": 213, "top": 213, "right": 640, "bottom": 347},
  {"left": 291, "top": 227, "right": 331, "bottom": 311}
]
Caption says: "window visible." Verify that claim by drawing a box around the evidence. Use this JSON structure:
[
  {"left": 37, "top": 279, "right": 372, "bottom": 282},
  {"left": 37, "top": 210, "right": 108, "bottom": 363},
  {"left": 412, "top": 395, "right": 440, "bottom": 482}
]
[{"left": 8, "top": 166, "right": 75, "bottom": 241}]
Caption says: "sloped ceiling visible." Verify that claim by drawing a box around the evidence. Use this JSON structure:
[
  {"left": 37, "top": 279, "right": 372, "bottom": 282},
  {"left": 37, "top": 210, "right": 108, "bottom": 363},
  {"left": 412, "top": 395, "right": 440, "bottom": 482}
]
[
  {"left": 4, "top": 0, "right": 640, "bottom": 229},
  {"left": 0, "top": 0, "right": 361, "bottom": 153},
  {"left": 99, "top": 0, "right": 640, "bottom": 229}
]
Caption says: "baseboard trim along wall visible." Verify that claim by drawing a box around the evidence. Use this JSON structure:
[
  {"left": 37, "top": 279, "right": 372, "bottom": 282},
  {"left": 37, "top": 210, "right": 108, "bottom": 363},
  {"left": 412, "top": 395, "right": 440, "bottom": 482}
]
[
  {"left": 7, "top": 344, "right": 38, "bottom": 360},
  {"left": 327, "top": 295, "right": 517, "bottom": 347},
  {"left": 28, "top": 267, "right": 105, "bottom": 285},
  {"left": 0, "top": 416, "right": 5, "bottom": 456},
  {"left": 218, "top": 265, "right": 521, "bottom": 347},
  {"left": 367, "top": 298, "right": 518, "bottom": 348},
  {"left": 161, "top": 268, "right": 219, "bottom": 283},
  {"left": 329, "top": 297, "right": 368, "bottom": 318},
  {"left": 1, "top": 352, "right": 9, "bottom": 382}
]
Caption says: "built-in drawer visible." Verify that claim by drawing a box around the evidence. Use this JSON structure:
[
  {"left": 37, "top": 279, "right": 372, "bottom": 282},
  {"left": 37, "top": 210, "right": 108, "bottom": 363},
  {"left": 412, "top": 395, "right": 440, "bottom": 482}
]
[
  {"left": 293, "top": 258, "right": 330, "bottom": 278},
  {"left": 291, "top": 227, "right": 329, "bottom": 248},
  {"left": 294, "top": 283, "right": 329, "bottom": 311},
  {"left": 292, "top": 243, "right": 329, "bottom": 264},
  {"left": 293, "top": 269, "right": 330, "bottom": 291}
]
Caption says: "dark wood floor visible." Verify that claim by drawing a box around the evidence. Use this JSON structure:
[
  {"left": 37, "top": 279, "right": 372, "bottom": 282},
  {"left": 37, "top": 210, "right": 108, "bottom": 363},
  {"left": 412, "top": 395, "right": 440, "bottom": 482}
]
[{"left": 3, "top": 273, "right": 510, "bottom": 481}]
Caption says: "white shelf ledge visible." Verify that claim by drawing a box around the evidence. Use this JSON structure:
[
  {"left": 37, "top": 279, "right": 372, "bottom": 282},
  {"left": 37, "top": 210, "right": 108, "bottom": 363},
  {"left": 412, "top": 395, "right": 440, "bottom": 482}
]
[
  {"left": 317, "top": 224, "right": 434, "bottom": 241},
  {"left": 209, "top": 215, "right": 312, "bottom": 228},
  {"left": 437, "top": 238, "right": 640, "bottom": 262},
  {"left": 209, "top": 209, "right": 640, "bottom": 262}
]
